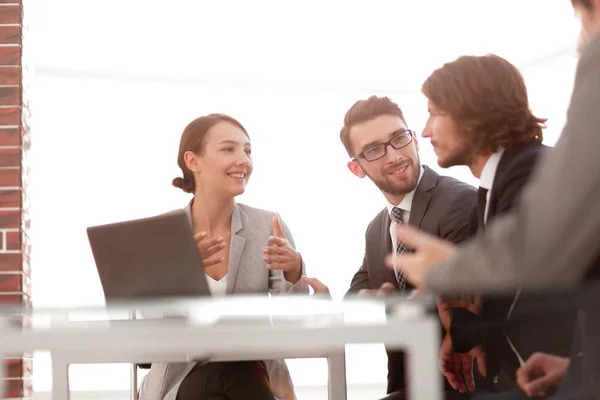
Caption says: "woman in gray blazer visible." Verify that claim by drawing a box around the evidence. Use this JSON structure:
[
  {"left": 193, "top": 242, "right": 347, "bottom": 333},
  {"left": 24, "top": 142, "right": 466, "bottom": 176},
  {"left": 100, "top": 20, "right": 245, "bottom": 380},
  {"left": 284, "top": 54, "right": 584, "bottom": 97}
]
[{"left": 139, "top": 113, "right": 308, "bottom": 400}]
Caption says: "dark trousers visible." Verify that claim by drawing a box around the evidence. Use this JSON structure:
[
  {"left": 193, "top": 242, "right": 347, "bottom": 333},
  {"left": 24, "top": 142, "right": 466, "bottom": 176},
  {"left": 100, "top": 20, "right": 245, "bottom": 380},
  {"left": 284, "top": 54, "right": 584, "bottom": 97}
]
[{"left": 176, "top": 361, "right": 275, "bottom": 400}]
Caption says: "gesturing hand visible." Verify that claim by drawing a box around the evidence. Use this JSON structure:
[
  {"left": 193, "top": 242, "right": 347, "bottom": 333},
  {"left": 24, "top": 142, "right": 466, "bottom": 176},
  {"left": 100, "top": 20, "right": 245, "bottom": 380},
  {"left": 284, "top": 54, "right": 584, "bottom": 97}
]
[
  {"left": 302, "top": 277, "right": 331, "bottom": 296},
  {"left": 194, "top": 232, "right": 225, "bottom": 266},
  {"left": 516, "top": 352, "right": 570, "bottom": 397},
  {"left": 384, "top": 224, "right": 457, "bottom": 288},
  {"left": 262, "top": 215, "right": 302, "bottom": 283},
  {"left": 357, "top": 282, "right": 397, "bottom": 297}
]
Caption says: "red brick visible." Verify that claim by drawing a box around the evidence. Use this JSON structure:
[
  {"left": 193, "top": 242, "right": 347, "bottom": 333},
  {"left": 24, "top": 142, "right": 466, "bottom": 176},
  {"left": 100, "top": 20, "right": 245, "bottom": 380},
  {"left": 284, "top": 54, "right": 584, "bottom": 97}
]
[
  {"left": 0, "top": 25, "right": 20, "bottom": 44},
  {"left": 4, "top": 357, "right": 32, "bottom": 379},
  {"left": 0, "top": 273, "right": 21, "bottom": 291},
  {"left": 0, "top": 46, "right": 20, "bottom": 66},
  {"left": 0, "top": 67, "right": 19, "bottom": 86},
  {"left": 2, "top": 377, "right": 33, "bottom": 398},
  {"left": 5, "top": 230, "right": 19, "bottom": 250},
  {"left": 0, "top": 127, "right": 19, "bottom": 146},
  {"left": 0, "top": 86, "right": 19, "bottom": 106},
  {"left": 0, "top": 168, "right": 19, "bottom": 187},
  {"left": 0, "top": 146, "right": 19, "bottom": 167},
  {"left": 0, "top": 210, "right": 19, "bottom": 228},
  {"left": 0, "top": 108, "right": 19, "bottom": 126},
  {"left": 0, "top": 293, "right": 28, "bottom": 306},
  {"left": 0, "top": 253, "right": 19, "bottom": 271},
  {"left": 0, "top": 5, "right": 20, "bottom": 24},
  {"left": 0, "top": 188, "right": 19, "bottom": 207}
]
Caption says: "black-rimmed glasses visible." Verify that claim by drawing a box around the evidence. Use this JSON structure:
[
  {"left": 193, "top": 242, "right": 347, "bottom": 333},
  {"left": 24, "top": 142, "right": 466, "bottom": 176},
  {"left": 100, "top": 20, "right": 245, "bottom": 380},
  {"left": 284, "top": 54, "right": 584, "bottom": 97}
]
[{"left": 351, "top": 130, "right": 414, "bottom": 162}]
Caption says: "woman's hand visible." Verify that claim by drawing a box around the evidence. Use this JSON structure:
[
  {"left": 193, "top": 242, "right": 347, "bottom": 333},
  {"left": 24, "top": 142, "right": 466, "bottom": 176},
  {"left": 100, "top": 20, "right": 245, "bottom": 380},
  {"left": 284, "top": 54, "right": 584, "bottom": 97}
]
[
  {"left": 262, "top": 216, "right": 302, "bottom": 283},
  {"left": 194, "top": 232, "right": 226, "bottom": 266}
]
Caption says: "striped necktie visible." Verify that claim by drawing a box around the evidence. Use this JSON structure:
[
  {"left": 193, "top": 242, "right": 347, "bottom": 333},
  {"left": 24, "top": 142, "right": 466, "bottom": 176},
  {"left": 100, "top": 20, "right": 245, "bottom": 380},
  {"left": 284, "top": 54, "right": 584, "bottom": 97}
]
[{"left": 391, "top": 206, "right": 407, "bottom": 292}]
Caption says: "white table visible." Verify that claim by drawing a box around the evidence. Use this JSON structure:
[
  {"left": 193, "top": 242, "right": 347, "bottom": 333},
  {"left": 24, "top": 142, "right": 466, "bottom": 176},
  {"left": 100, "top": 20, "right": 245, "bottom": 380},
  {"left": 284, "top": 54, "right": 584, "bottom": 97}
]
[{"left": 0, "top": 296, "right": 441, "bottom": 400}]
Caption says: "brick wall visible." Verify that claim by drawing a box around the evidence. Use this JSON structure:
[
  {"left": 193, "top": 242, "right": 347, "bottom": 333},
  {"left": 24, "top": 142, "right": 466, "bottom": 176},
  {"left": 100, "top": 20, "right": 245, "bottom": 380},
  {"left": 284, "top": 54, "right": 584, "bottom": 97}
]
[{"left": 0, "top": 0, "right": 32, "bottom": 398}]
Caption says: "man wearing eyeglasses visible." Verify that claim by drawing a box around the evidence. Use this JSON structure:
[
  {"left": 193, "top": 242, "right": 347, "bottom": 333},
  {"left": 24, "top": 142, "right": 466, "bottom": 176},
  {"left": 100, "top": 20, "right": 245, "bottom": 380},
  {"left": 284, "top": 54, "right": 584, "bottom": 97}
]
[{"left": 339, "top": 95, "right": 477, "bottom": 400}]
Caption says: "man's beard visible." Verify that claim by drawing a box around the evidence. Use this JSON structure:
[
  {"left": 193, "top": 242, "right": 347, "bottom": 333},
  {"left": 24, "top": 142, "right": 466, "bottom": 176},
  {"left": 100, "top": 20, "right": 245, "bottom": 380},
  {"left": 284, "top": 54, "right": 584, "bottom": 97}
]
[
  {"left": 365, "top": 158, "right": 420, "bottom": 197},
  {"left": 436, "top": 136, "right": 477, "bottom": 169}
]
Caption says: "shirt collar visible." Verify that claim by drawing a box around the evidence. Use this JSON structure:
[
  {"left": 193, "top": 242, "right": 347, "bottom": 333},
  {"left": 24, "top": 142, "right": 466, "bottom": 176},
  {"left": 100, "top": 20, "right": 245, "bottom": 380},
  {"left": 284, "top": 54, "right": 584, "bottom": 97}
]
[
  {"left": 479, "top": 149, "right": 505, "bottom": 190},
  {"left": 386, "top": 165, "right": 425, "bottom": 215}
]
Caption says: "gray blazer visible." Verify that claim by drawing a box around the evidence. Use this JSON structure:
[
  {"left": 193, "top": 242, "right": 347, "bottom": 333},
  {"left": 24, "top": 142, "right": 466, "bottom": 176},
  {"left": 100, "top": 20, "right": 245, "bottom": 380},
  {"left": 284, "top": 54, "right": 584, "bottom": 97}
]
[
  {"left": 345, "top": 165, "right": 476, "bottom": 395},
  {"left": 139, "top": 202, "right": 308, "bottom": 400},
  {"left": 425, "top": 32, "right": 600, "bottom": 293}
]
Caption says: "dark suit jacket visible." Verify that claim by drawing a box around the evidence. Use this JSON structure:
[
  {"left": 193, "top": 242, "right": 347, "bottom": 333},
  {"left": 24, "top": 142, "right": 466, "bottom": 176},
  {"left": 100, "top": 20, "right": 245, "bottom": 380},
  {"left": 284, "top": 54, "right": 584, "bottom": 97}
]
[
  {"left": 450, "top": 142, "right": 576, "bottom": 386},
  {"left": 346, "top": 165, "right": 477, "bottom": 395},
  {"left": 422, "top": 30, "right": 600, "bottom": 400}
]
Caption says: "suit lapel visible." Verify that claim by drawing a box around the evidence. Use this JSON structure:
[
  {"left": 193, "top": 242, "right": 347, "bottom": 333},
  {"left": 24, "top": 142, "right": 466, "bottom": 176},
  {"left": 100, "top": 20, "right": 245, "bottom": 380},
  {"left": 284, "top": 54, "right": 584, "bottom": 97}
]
[
  {"left": 487, "top": 150, "right": 515, "bottom": 220},
  {"left": 408, "top": 165, "right": 436, "bottom": 228},
  {"left": 226, "top": 205, "right": 246, "bottom": 294}
]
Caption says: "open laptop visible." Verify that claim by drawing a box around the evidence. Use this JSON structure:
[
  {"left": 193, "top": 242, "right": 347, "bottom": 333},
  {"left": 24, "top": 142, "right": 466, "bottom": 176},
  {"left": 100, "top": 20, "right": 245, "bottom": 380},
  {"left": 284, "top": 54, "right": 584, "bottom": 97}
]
[{"left": 87, "top": 210, "right": 211, "bottom": 302}]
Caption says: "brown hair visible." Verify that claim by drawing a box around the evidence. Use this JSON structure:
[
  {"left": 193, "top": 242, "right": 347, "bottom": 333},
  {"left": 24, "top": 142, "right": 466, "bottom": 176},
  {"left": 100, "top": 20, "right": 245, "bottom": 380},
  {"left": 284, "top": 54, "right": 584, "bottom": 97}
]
[
  {"left": 172, "top": 113, "right": 249, "bottom": 193},
  {"left": 571, "top": 0, "right": 593, "bottom": 9},
  {"left": 422, "top": 54, "right": 546, "bottom": 153},
  {"left": 340, "top": 95, "right": 407, "bottom": 158}
]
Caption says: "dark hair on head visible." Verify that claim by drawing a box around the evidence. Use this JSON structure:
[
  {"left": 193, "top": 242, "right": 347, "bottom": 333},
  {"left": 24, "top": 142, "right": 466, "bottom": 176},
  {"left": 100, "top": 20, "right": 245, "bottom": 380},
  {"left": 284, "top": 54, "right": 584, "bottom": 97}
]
[
  {"left": 571, "top": 0, "right": 593, "bottom": 10},
  {"left": 172, "top": 113, "right": 249, "bottom": 193},
  {"left": 422, "top": 54, "right": 546, "bottom": 153},
  {"left": 339, "top": 95, "right": 407, "bottom": 158}
]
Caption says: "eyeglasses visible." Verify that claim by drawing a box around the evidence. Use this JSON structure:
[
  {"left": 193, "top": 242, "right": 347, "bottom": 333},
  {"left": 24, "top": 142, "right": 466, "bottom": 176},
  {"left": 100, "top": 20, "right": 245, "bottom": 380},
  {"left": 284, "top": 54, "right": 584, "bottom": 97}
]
[{"left": 351, "top": 130, "right": 414, "bottom": 162}]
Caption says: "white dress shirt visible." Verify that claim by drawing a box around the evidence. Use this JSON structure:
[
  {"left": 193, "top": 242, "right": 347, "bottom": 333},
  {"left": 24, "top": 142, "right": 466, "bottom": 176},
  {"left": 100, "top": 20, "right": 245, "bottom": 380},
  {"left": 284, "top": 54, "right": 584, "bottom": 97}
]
[
  {"left": 479, "top": 149, "right": 504, "bottom": 223},
  {"left": 206, "top": 274, "right": 228, "bottom": 296}
]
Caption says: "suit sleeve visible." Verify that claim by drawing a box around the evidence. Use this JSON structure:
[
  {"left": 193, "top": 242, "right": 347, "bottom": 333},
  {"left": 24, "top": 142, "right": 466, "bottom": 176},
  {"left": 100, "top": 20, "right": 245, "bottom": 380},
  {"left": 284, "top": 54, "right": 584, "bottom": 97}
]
[
  {"left": 346, "top": 256, "right": 371, "bottom": 295},
  {"left": 268, "top": 215, "right": 308, "bottom": 295},
  {"left": 492, "top": 150, "right": 543, "bottom": 219},
  {"left": 426, "top": 39, "right": 600, "bottom": 292}
]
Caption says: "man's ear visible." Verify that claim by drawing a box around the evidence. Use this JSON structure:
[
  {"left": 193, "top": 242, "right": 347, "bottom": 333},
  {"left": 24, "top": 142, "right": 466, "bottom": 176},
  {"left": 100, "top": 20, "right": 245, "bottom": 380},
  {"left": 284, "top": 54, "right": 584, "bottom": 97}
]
[
  {"left": 413, "top": 134, "right": 419, "bottom": 152},
  {"left": 184, "top": 151, "right": 201, "bottom": 173},
  {"left": 347, "top": 160, "right": 366, "bottom": 178}
]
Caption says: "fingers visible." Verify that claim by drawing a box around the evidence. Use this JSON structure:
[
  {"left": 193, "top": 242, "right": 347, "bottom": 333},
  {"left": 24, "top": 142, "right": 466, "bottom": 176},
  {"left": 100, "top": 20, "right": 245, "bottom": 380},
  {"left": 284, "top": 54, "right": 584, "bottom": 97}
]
[
  {"left": 194, "top": 232, "right": 225, "bottom": 262},
  {"left": 516, "top": 352, "right": 543, "bottom": 386},
  {"left": 395, "top": 223, "right": 432, "bottom": 250},
  {"left": 440, "top": 336, "right": 462, "bottom": 392},
  {"left": 195, "top": 232, "right": 224, "bottom": 250},
  {"left": 469, "top": 294, "right": 483, "bottom": 315},
  {"left": 378, "top": 282, "right": 396, "bottom": 294},
  {"left": 475, "top": 353, "right": 487, "bottom": 378},
  {"left": 302, "top": 276, "right": 330, "bottom": 295},
  {"left": 358, "top": 289, "right": 378, "bottom": 297},
  {"left": 272, "top": 215, "right": 286, "bottom": 239},
  {"left": 269, "top": 235, "right": 289, "bottom": 247},
  {"left": 440, "top": 350, "right": 460, "bottom": 391},
  {"left": 441, "top": 360, "right": 461, "bottom": 391},
  {"left": 462, "top": 355, "right": 475, "bottom": 392},
  {"left": 384, "top": 252, "right": 418, "bottom": 270},
  {"left": 516, "top": 353, "right": 568, "bottom": 397},
  {"left": 262, "top": 245, "right": 290, "bottom": 264},
  {"left": 357, "top": 283, "right": 399, "bottom": 297},
  {"left": 202, "top": 256, "right": 225, "bottom": 267},
  {"left": 452, "top": 355, "right": 467, "bottom": 393},
  {"left": 202, "top": 241, "right": 226, "bottom": 259},
  {"left": 262, "top": 245, "right": 287, "bottom": 255},
  {"left": 523, "top": 369, "right": 563, "bottom": 397}
]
